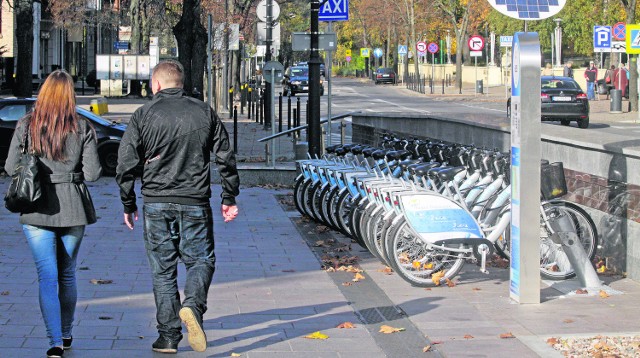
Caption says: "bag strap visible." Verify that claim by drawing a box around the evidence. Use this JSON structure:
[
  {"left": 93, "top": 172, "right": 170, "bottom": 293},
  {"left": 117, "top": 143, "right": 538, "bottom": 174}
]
[{"left": 20, "top": 119, "right": 31, "bottom": 155}]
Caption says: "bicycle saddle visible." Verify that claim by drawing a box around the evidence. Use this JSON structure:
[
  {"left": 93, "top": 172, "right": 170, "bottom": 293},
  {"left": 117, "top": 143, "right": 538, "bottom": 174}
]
[
  {"left": 385, "top": 150, "right": 411, "bottom": 161},
  {"left": 399, "top": 158, "right": 422, "bottom": 170},
  {"left": 411, "top": 162, "right": 441, "bottom": 177},
  {"left": 371, "top": 149, "right": 389, "bottom": 160},
  {"left": 437, "top": 166, "right": 466, "bottom": 182},
  {"left": 325, "top": 144, "right": 341, "bottom": 154},
  {"left": 362, "top": 147, "right": 378, "bottom": 157}
]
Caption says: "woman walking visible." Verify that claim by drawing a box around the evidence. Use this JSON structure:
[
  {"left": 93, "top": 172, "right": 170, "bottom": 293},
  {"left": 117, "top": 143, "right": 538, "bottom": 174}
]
[{"left": 4, "top": 70, "right": 101, "bottom": 357}]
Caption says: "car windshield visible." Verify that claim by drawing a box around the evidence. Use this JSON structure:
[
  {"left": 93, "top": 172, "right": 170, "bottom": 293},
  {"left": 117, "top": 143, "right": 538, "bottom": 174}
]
[
  {"left": 542, "top": 79, "right": 579, "bottom": 90},
  {"left": 290, "top": 67, "right": 308, "bottom": 77}
]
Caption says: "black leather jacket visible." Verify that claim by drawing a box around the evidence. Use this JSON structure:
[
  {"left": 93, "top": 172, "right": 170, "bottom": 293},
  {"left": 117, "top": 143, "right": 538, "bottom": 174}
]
[{"left": 116, "top": 88, "right": 239, "bottom": 213}]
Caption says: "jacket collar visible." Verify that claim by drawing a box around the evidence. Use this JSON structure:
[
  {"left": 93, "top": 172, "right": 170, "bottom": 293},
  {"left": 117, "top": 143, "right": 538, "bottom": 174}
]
[{"left": 153, "top": 88, "right": 187, "bottom": 100}]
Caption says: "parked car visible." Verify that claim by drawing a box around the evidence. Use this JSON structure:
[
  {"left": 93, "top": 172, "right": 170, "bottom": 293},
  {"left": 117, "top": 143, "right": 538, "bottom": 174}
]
[
  {"left": 0, "top": 98, "right": 126, "bottom": 176},
  {"left": 282, "top": 66, "right": 324, "bottom": 96},
  {"left": 295, "top": 61, "right": 326, "bottom": 76},
  {"left": 507, "top": 76, "right": 590, "bottom": 129},
  {"left": 375, "top": 68, "right": 397, "bottom": 84}
]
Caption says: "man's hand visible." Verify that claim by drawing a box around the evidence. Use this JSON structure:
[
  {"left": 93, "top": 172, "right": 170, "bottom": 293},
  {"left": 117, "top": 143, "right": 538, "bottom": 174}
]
[
  {"left": 124, "top": 211, "right": 139, "bottom": 230},
  {"left": 221, "top": 204, "right": 238, "bottom": 223}
]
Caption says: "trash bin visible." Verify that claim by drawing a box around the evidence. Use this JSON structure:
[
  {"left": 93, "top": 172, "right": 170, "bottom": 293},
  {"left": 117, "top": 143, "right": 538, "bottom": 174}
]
[
  {"left": 476, "top": 80, "right": 483, "bottom": 94},
  {"left": 295, "top": 141, "right": 309, "bottom": 160},
  {"left": 610, "top": 89, "right": 622, "bottom": 113}
]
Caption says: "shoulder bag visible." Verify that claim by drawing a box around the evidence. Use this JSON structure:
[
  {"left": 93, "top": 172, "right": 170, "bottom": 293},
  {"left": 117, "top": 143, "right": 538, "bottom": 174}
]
[{"left": 4, "top": 121, "right": 42, "bottom": 213}]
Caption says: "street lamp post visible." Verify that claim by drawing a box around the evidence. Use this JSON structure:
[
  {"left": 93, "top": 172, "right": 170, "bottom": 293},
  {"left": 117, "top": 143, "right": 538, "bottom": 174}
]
[
  {"left": 554, "top": 18, "right": 562, "bottom": 67},
  {"left": 308, "top": 0, "right": 322, "bottom": 158}
]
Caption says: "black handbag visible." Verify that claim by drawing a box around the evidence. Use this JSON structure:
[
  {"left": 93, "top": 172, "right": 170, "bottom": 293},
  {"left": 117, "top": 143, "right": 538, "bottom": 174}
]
[{"left": 4, "top": 121, "right": 42, "bottom": 213}]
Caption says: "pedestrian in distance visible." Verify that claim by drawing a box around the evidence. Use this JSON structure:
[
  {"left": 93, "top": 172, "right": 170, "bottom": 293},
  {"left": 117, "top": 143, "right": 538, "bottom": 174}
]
[
  {"left": 4, "top": 70, "right": 102, "bottom": 358},
  {"left": 115, "top": 60, "right": 240, "bottom": 354},
  {"left": 542, "top": 62, "right": 553, "bottom": 76},
  {"left": 614, "top": 63, "right": 630, "bottom": 98},
  {"left": 563, "top": 61, "right": 573, "bottom": 78},
  {"left": 584, "top": 61, "right": 598, "bottom": 100}
]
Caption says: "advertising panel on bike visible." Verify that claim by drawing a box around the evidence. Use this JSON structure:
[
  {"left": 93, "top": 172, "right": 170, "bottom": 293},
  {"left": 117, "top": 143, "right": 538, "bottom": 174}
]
[{"left": 399, "top": 194, "right": 483, "bottom": 240}]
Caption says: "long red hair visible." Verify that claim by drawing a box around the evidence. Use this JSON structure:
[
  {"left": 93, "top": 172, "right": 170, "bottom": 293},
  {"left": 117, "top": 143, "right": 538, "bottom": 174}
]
[{"left": 29, "top": 70, "right": 78, "bottom": 160}]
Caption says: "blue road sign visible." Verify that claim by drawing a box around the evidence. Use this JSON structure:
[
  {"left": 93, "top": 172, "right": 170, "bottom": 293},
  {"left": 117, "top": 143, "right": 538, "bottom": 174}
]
[
  {"left": 427, "top": 42, "right": 439, "bottom": 54},
  {"left": 398, "top": 45, "right": 408, "bottom": 55},
  {"left": 373, "top": 48, "right": 383, "bottom": 58},
  {"left": 114, "top": 41, "right": 129, "bottom": 50},
  {"left": 594, "top": 26, "right": 611, "bottom": 52},
  {"left": 613, "top": 22, "right": 626, "bottom": 41},
  {"left": 319, "top": 0, "right": 349, "bottom": 21}
]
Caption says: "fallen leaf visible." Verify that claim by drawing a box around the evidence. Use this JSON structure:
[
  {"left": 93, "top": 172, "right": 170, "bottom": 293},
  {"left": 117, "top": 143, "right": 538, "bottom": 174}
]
[
  {"left": 423, "top": 345, "right": 431, "bottom": 352},
  {"left": 336, "top": 322, "right": 355, "bottom": 329},
  {"left": 423, "top": 262, "right": 434, "bottom": 269},
  {"left": 499, "top": 332, "right": 515, "bottom": 339},
  {"left": 472, "top": 287, "right": 481, "bottom": 291},
  {"left": 431, "top": 271, "right": 445, "bottom": 285},
  {"left": 342, "top": 282, "right": 353, "bottom": 286},
  {"left": 324, "top": 267, "right": 336, "bottom": 272},
  {"left": 412, "top": 261, "right": 421, "bottom": 269},
  {"left": 424, "top": 288, "right": 432, "bottom": 291},
  {"left": 599, "top": 290, "right": 610, "bottom": 298},
  {"left": 231, "top": 353, "right": 241, "bottom": 357},
  {"left": 304, "top": 331, "right": 329, "bottom": 340},
  {"left": 378, "top": 266, "right": 393, "bottom": 275},
  {"left": 547, "top": 337, "right": 559, "bottom": 345},
  {"left": 431, "top": 340, "right": 443, "bottom": 344},
  {"left": 316, "top": 225, "right": 330, "bottom": 233},
  {"left": 352, "top": 273, "right": 365, "bottom": 282},
  {"left": 445, "top": 279, "right": 456, "bottom": 287},
  {"left": 90, "top": 279, "right": 113, "bottom": 285},
  {"left": 281, "top": 269, "right": 295, "bottom": 273},
  {"left": 463, "top": 334, "right": 474, "bottom": 339},
  {"left": 0, "top": 291, "right": 9, "bottom": 296},
  {"left": 576, "top": 289, "right": 588, "bottom": 294},
  {"left": 379, "top": 325, "right": 405, "bottom": 334},
  {"left": 563, "top": 319, "right": 574, "bottom": 323},
  {"left": 98, "top": 316, "right": 113, "bottom": 320},
  {"left": 597, "top": 265, "right": 607, "bottom": 273}
]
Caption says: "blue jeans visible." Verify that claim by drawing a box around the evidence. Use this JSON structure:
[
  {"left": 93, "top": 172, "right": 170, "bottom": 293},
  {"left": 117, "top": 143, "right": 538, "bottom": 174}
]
[
  {"left": 23, "top": 225, "right": 85, "bottom": 348},
  {"left": 143, "top": 203, "right": 215, "bottom": 341},
  {"left": 587, "top": 81, "right": 595, "bottom": 100}
]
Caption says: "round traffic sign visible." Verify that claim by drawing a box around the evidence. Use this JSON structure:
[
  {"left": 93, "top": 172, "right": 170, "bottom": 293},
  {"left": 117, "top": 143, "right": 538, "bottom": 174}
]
[
  {"left": 256, "top": 0, "right": 281, "bottom": 21},
  {"left": 427, "top": 42, "right": 439, "bottom": 54},
  {"left": 416, "top": 41, "right": 427, "bottom": 52},
  {"left": 373, "top": 48, "right": 383, "bottom": 58},
  {"left": 346, "top": 56, "right": 351, "bottom": 62},
  {"left": 613, "top": 22, "right": 626, "bottom": 41},
  {"left": 468, "top": 35, "right": 485, "bottom": 51}
]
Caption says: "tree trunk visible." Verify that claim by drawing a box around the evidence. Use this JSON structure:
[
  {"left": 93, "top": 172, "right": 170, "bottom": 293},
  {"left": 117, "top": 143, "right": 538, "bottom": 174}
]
[
  {"left": 14, "top": 0, "right": 33, "bottom": 97},
  {"left": 130, "top": 0, "right": 141, "bottom": 54},
  {"left": 173, "top": 0, "right": 207, "bottom": 95}
]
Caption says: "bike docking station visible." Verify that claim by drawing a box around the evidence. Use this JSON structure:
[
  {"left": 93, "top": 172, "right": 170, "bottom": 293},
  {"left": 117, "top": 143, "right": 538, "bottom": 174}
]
[{"left": 510, "top": 33, "right": 613, "bottom": 302}]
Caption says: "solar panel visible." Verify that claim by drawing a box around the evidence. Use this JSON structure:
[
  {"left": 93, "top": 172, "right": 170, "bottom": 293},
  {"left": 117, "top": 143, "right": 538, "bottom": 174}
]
[{"left": 488, "top": 0, "right": 566, "bottom": 20}]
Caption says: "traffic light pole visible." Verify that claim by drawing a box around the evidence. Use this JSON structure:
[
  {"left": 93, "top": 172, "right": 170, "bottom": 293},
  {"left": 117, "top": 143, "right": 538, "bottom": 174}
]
[
  {"left": 308, "top": 0, "right": 322, "bottom": 158},
  {"left": 264, "top": 0, "right": 273, "bottom": 130}
]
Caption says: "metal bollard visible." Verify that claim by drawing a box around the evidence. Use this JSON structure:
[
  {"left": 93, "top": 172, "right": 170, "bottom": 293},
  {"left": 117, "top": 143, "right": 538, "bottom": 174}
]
[
  {"left": 228, "top": 86, "right": 233, "bottom": 118},
  {"left": 278, "top": 92, "right": 283, "bottom": 133},
  {"left": 296, "top": 97, "right": 301, "bottom": 127},
  {"left": 259, "top": 91, "right": 263, "bottom": 125},
  {"left": 233, "top": 105, "right": 238, "bottom": 154},
  {"left": 442, "top": 79, "right": 445, "bottom": 94},
  {"left": 240, "top": 84, "right": 245, "bottom": 115},
  {"left": 248, "top": 88, "right": 252, "bottom": 120},
  {"left": 287, "top": 95, "right": 292, "bottom": 136}
]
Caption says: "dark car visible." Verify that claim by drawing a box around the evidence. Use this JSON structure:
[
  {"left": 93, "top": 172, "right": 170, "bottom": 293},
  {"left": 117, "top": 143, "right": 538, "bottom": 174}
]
[
  {"left": 0, "top": 98, "right": 126, "bottom": 176},
  {"left": 296, "top": 61, "right": 326, "bottom": 77},
  {"left": 507, "top": 76, "right": 590, "bottom": 129},
  {"left": 375, "top": 68, "right": 396, "bottom": 84},
  {"left": 282, "top": 66, "right": 324, "bottom": 96}
]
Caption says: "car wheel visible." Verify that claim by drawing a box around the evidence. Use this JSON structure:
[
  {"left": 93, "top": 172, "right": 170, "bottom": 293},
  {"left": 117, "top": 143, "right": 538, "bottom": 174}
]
[
  {"left": 99, "top": 143, "right": 119, "bottom": 176},
  {"left": 560, "top": 119, "right": 570, "bottom": 126},
  {"left": 578, "top": 118, "right": 589, "bottom": 129}
]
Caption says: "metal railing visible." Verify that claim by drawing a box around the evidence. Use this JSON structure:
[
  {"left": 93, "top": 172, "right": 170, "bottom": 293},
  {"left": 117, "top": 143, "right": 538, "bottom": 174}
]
[{"left": 257, "top": 111, "right": 361, "bottom": 166}]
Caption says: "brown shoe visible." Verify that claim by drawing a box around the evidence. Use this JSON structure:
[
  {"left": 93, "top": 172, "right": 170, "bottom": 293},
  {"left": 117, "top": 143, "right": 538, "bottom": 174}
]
[{"left": 179, "top": 307, "right": 206, "bottom": 352}]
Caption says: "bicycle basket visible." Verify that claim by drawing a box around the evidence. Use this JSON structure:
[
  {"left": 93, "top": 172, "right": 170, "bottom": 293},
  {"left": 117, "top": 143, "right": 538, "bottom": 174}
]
[{"left": 541, "top": 162, "right": 567, "bottom": 200}]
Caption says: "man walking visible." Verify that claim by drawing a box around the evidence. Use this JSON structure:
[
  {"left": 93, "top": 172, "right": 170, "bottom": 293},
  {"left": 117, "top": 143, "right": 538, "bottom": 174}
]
[
  {"left": 563, "top": 61, "right": 573, "bottom": 78},
  {"left": 116, "top": 60, "right": 240, "bottom": 353},
  {"left": 584, "top": 61, "right": 598, "bottom": 100}
]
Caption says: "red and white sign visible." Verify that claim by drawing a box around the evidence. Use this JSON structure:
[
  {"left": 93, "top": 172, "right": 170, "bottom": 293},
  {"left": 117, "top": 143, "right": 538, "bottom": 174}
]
[
  {"left": 427, "top": 42, "right": 439, "bottom": 54},
  {"left": 613, "top": 22, "right": 626, "bottom": 41},
  {"left": 468, "top": 35, "right": 485, "bottom": 51},
  {"left": 416, "top": 41, "right": 427, "bottom": 52}
]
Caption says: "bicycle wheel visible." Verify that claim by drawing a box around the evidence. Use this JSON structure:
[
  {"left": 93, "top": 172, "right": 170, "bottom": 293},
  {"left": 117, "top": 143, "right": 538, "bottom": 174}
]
[
  {"left": 335, "top": 189, "right": 355, "bottom": 237},
  {"left": 311, "top": 182, "right": 331, "bottom": 226},
  {"left": 328, "top": 187, "right": 349, "bottom": 236},
  {"left": 293, "top": 175, "right": 307, "bottom": 215},
  {"left": 321, "top": 185, "right": 340, "bottom": 231},
  {"left": 363, "top": 206, "right": 387, "bottom": 262},
  {"left": 386, "top": 217, "right": 466, "bottom": 287},
  {"left": 539, "top": 201, "right": 598, "bottom": 280},
  {"left": 298, "top": 179, "right": 315, "bottom": 218}
]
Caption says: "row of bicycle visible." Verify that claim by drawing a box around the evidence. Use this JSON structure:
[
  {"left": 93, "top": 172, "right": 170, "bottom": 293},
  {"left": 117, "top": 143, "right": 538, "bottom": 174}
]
[{"left": 292, "top": 138, "right": 598, "bottom": 287}]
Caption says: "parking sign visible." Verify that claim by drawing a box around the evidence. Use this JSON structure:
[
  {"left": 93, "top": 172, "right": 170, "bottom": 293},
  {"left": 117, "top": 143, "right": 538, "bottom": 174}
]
[{"left": 594, "top": 26, "right": 611, "bottom": 52}]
